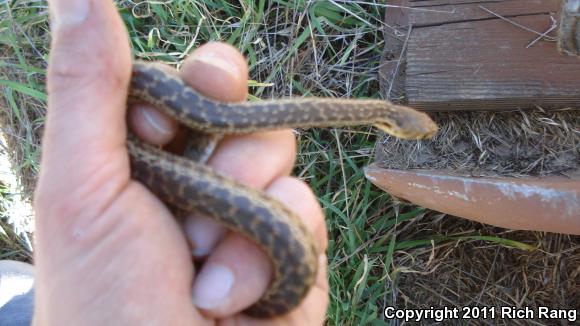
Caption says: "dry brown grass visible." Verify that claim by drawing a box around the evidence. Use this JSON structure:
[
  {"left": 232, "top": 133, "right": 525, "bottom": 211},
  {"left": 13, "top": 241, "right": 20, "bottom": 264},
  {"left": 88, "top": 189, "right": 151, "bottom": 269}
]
[
  {"left": 376, "top": 109, "right": 580, "bottom": 178},
  {"left": 388, "top": 216, "right": 579, "bottom": 325}
]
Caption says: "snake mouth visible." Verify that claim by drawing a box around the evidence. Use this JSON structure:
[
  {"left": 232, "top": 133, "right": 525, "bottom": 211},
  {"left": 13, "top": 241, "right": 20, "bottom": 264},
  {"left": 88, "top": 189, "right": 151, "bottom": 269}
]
[
  {"left": 373, "top": 121, "right": 437, "bottom": 140},
  {"left": 373, "top": 122, "right": 412, "bottom": 139},
  {"left": 373, "top": 122, "right": 393, "bottom": 132}
]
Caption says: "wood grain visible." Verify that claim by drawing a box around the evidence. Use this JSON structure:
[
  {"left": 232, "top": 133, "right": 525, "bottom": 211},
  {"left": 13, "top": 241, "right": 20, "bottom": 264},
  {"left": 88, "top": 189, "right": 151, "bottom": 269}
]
[{"left": 382, "top": 0, "right": 580, "bottom": 111}]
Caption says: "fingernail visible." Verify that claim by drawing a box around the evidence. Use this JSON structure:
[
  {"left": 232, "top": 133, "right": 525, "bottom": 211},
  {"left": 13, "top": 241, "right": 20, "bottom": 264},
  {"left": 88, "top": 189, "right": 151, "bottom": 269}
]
[
  {"left": 184, "top": 216, "right": 226, "bottom": 258},
  {"left": 192, "top": 264, "right": 234, "bottom": 309},
  {"left": 138, "top": 106, "right": 173, "bottom": 136},
  {"left": 190, "top": 51, "right": 242, "bottom": 82},
  {"left": 50, "top": 0, "right": 90, "bottom": 30}
]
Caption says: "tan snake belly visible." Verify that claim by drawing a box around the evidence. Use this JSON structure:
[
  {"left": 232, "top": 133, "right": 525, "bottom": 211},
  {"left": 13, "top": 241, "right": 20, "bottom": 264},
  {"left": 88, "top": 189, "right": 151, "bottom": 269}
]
[{"left": 127, "top": 61, "right": 438, "bottom": 317}]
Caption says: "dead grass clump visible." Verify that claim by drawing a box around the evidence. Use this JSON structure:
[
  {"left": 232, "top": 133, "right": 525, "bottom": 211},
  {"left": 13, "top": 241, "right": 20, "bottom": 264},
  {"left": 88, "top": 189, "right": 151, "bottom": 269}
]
[
  {"left": 376, "top": 109, "right": 580, "bottom": 179},
  {"left": 389, "top": 216, "right": 579, "bottom": 325}
]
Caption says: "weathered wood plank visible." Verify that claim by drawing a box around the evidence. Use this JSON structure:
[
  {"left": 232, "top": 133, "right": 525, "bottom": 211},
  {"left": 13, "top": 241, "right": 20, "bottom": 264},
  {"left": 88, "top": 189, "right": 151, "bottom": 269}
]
[
  {"left": 407, "top": 0, "right": 558, "bottom": 26},
  {"left": 382, "top": 0, "right": 580, "bottom": 111},
  {"left": 380, "top": 0, "right": 409, "bottom": 102},
  {"left": 407, "top": 15, "right": 580, "bottom": 109}
]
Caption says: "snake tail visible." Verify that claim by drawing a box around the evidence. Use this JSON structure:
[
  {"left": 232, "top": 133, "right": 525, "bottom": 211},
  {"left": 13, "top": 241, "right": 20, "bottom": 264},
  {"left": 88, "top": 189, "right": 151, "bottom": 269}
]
[{"left": 128, "top": 137, "right": 319, "bottom": 317}]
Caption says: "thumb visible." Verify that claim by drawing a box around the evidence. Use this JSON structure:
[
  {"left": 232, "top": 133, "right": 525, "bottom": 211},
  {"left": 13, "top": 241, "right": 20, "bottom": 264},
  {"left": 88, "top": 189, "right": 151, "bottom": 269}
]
[{"left": 36, "top": 0, "right": 132, "bottom": 229}]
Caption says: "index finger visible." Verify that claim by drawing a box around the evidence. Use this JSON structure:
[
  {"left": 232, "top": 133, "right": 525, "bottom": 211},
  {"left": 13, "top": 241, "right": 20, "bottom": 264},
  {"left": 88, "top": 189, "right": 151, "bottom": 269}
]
[{"left": 178, "top": 44, "right": 298, "bottom": 257}]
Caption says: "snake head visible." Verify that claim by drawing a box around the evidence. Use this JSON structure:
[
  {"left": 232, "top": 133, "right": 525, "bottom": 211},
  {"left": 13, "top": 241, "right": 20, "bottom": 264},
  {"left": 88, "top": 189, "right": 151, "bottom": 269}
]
[{"left": 374, "top": 104, "right": 438, "bottom": 140}]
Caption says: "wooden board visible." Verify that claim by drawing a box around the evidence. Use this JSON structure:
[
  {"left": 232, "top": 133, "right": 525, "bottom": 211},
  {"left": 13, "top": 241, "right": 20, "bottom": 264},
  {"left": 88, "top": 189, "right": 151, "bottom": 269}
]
[{"left": 381, "top": 0, "right": 580, "bottom": 111}]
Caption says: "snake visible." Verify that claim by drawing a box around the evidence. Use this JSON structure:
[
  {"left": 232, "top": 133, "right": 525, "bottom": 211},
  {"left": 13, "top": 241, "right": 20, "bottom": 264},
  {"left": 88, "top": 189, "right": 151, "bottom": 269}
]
[{"left": 127, "top": 61, "right": 438, "bottom": 317}]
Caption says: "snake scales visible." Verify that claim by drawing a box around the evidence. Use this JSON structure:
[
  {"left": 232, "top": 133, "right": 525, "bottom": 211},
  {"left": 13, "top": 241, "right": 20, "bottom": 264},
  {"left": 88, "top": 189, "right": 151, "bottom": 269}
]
[{"left": 127, "top": 61, "right": 438, "bottom": 317}]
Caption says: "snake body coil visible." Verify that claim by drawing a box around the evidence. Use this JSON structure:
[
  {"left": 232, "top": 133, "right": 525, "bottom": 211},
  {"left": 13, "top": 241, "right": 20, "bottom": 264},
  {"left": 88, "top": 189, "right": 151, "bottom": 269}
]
[{"left": 127, "top": 61, "right": 437, "bottom": 317}]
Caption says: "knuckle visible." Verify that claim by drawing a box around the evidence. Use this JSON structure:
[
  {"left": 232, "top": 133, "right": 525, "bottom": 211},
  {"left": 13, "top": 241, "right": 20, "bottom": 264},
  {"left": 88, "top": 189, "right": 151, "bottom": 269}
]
[{"left": 48, "top": 49, "right": 130, "bottom": 96}]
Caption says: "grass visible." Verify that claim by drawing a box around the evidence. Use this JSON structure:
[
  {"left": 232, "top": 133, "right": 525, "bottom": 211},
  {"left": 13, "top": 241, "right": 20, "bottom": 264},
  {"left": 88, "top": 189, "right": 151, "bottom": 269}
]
[{"left": 1, "top": 1, "right": 578, "bottom": 325}]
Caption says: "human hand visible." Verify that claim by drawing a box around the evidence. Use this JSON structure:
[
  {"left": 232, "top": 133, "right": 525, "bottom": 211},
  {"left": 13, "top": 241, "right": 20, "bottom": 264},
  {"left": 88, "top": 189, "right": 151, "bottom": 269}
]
[{"left": 33, "top": 1, "right": 328, "bottom": 325}]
